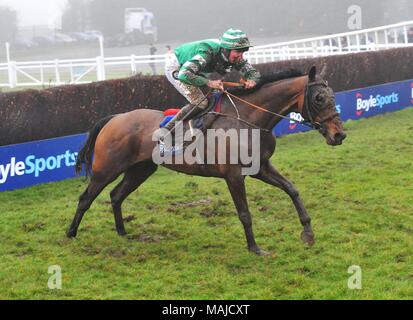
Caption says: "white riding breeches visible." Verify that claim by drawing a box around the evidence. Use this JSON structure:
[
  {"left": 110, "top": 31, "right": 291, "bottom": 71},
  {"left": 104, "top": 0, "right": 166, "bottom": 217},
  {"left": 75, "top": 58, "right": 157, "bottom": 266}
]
[{"left": 164, "top": 53, "right": 208, "bottom": 108}]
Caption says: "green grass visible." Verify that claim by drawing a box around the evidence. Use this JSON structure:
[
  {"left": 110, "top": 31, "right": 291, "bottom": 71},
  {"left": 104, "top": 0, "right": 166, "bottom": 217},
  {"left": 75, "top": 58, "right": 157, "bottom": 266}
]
[{"left": 1, "top": 108, "right": 412, "bottom": 300}]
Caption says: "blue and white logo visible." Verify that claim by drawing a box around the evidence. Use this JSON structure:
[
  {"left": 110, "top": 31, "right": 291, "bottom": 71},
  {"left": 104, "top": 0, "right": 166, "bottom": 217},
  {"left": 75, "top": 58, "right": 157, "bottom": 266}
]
[
  {"left": 0, "top": 134, "right": 86, "bottom": 192},
  {"left": 355, "top": 92, "right": 399, "bottom": 116},
  {"left": 0, "top": 150, "right": 78, "bottom": 184}
]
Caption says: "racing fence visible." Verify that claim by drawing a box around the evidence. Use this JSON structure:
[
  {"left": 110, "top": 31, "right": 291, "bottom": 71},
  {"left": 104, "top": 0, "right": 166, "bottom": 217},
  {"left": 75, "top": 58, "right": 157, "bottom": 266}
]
[{"left": 1, "top": 77, "right": 413, "bottom": 192}]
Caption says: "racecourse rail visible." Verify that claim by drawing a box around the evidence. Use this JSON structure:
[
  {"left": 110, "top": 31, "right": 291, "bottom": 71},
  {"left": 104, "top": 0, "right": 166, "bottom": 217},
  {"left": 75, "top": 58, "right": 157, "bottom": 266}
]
[
  {"left": 1, "top": 78, "right": 412, "bottom": 192},
  {"left": 0, "top": 20, "right": 413, "bottom": 88}
]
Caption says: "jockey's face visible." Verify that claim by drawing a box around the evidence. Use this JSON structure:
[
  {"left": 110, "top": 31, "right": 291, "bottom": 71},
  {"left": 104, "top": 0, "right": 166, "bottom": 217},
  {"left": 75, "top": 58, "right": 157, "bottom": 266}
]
[{"left": 228, "top": 49, "right": 245, "bottom": 64}]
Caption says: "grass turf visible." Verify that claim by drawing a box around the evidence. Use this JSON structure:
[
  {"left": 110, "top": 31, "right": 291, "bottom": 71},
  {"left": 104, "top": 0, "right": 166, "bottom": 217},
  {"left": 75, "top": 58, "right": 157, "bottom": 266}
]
[{"left": 0, "top": 108, "right": 412, "bottom": 299}]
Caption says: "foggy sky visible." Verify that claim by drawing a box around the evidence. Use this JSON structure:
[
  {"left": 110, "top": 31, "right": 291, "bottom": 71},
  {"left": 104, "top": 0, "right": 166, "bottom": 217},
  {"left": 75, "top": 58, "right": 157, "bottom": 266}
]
[
  {"left": 0, "top": 0, "right": 412, "bottom": 37},
  {"left": 0, "top": 0, "right": 67, "bottom": 27}
]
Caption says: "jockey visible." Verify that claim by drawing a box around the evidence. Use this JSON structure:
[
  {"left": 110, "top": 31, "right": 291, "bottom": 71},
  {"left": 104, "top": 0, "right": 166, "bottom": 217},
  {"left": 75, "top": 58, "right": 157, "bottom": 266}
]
[{"left": 162, "top": 28, "right": 261, "bottom": 136}]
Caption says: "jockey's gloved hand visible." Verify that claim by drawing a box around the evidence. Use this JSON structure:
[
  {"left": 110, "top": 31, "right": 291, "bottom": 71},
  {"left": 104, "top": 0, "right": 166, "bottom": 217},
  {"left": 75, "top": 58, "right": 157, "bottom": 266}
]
[
  {"left": 244, "top": 80, "right": 257, "bottom": 89},
  {"left": 208, "top": 80, "right": 224, "bottom": 92}
]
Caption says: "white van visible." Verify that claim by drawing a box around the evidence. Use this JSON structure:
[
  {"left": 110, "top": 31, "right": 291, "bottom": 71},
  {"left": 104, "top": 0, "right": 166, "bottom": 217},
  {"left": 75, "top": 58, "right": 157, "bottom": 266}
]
[{"left": 124, "top": 8, "right": 158, "bottom": 42}]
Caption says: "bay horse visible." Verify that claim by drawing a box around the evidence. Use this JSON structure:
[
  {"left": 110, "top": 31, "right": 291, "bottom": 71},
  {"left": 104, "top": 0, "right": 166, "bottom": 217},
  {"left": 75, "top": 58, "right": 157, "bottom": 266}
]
[{"left": 67, "top": 66, "right": 346, "bottom": 256}]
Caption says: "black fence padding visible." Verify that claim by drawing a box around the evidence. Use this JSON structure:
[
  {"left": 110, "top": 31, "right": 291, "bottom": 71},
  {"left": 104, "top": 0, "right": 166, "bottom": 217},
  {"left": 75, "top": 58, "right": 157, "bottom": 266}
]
[{"left": 1, "top": 47, "right": 413, "bottom": 146}]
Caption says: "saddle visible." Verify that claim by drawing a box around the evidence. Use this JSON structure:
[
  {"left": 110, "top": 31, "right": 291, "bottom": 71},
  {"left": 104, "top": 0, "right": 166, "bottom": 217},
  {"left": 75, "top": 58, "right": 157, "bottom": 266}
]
[
  {"left": 158, "top": 92, "right": 223, "bottom": 157},
  {"left": 160, "top": 92, "right": 223, "bottom": 131}
]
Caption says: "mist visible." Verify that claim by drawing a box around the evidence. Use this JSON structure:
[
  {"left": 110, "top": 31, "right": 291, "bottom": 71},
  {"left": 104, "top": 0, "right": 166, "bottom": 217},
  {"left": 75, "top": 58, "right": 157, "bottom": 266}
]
[
  {"left": 0, "top": 0, "right": 412, "bottom": 64},
  {"left": 0, "top": 0, "right": 67, "bottom": 27},
  {"left": 0, "top": 0, "right": 412, "bottom": 41}
]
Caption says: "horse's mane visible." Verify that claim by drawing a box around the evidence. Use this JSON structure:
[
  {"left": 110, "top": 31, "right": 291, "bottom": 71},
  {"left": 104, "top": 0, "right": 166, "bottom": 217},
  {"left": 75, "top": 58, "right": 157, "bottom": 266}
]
[{"left": 227, "top": 69, "right": 304, "bottom": 95}]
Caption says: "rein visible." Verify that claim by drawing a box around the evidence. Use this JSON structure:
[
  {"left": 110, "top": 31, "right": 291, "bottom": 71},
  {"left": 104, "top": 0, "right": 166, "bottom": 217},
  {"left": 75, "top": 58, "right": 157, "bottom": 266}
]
[
  {"left": 220, "top": 81, "right": 323, "bottom": 131},
  {"left": 225, "top": 90, "right": 317, "bottom": 129}
]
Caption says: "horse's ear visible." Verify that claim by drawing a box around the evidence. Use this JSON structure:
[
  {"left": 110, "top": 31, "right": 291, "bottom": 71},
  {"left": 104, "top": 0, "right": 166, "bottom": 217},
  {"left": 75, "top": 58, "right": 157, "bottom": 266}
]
[
  {"left": 320, "top": 64, "right": 328, "bottom": 78},
  {"left": 308, "top": 66, "right": 317, "bottom": 82}
]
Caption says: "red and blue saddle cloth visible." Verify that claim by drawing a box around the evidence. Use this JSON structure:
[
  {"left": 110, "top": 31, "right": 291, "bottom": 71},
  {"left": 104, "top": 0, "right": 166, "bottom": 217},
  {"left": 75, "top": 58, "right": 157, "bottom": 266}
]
[{"left": 160, "top": 92, "right": 223, "bottom": 128}]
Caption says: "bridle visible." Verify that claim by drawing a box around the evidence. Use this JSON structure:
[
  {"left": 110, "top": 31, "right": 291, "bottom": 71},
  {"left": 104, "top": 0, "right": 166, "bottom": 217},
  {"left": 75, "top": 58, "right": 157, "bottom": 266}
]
[
  {"left": 220, "top": 77, "right": 339, "bottom": 133},
  {"left": 302, "top": 79, "right": 340, "bottom": 133}
]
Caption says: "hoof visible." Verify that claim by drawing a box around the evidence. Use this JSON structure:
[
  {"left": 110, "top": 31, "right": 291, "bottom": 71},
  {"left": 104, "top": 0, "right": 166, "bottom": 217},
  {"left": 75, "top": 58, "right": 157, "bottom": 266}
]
[
  {"left": 257, "top": 250, "right": 272, "bottom": 257},
  {"left": 301, "top": 231, "right": 315, "bottom": 246},
  {"left": 249, "top": 246, "right": 272, "bottom": 257},
  {"left": 66, "top": 229, "right": 77, "bottom": 238},
  {"left": 117, "top": 230, "right": 127, "bottom": 237}
]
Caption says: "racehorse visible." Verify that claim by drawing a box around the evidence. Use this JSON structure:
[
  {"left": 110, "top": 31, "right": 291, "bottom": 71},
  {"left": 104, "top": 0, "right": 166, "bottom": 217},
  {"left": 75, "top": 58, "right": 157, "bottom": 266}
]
[{"left": 67, "top": 66, "right": 346, "bottom": 256}]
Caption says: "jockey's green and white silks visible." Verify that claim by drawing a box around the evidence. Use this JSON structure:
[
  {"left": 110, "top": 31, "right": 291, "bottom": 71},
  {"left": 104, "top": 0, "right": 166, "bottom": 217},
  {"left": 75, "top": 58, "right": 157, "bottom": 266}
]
[
  {"left": 220, "top": 28, "right": 252, "bottom": 50},
  {"left": 173, "top": 39, "right": 260, "bottom": 87}
]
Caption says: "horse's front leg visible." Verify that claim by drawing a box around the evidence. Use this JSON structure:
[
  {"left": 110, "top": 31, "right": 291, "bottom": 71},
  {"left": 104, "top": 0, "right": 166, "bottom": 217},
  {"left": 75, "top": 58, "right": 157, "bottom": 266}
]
[
  {"left": 225, "top": 175, "right": 271, "bottom": 256},
  {"left": 252, "top": 161, "right": 315, "bottom": 246}
]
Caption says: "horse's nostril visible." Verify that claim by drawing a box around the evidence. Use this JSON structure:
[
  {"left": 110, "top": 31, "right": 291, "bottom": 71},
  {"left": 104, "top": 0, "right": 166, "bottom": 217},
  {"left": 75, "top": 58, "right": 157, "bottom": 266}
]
[{"left": 335, "top": 132, "right": 347, "bottom": 141}]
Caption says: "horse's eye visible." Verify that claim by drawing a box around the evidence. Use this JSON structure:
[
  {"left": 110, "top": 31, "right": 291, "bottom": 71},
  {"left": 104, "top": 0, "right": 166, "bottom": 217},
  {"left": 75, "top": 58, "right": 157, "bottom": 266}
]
[{"left": 316, "top": 94, "right": 324, "bottom": 102}]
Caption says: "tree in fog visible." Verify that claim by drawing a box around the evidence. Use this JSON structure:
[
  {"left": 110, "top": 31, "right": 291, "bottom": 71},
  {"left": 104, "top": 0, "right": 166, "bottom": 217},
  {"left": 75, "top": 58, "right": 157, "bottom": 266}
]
[
  {"left": 0, "top": 6, "right": 17, "bottom": 43},
  {"left": 62, "top": 0, "right": 142, "bottom": 35},
  {"left": 87, "top": 0, "right": 120, "bottom": 35},
  {"left": 62, "top": 0, "right": 92, "bottom": 32}
]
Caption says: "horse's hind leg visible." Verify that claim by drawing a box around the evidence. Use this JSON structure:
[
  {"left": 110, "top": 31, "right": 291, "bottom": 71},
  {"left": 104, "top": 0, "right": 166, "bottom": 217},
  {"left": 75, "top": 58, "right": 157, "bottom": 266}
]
[
  {"left": 110, "top": 162, "right": 158, "bottom": 236},
  {"left": 67, "top": 173, "right": 119, "bottom": 238},
  {"left": 252, "top": 161, "right": 315, "bottom": 246}
]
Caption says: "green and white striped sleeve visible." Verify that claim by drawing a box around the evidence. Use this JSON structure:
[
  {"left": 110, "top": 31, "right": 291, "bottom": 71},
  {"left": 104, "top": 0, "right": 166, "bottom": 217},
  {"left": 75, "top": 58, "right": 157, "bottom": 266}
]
[{"left": 177, "top": 52, "right": 211, "bottom": 87}]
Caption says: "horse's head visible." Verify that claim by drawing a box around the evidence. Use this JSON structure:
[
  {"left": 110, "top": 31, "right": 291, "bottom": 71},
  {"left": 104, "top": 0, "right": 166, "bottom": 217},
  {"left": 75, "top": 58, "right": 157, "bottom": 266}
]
[{"left": 302, "top": 66, "right": 346, "bottom": 146}]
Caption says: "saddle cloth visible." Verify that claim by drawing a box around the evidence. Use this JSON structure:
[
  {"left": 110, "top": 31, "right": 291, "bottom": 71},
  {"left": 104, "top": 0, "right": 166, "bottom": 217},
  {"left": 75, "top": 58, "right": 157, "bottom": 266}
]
[{"left": 160, "top": 92, "right": 223, "bottom": 129}]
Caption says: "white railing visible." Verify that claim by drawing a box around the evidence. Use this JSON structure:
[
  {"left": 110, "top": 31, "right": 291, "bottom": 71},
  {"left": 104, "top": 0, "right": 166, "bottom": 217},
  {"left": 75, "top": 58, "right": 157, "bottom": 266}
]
[
  {"left": 245, "top": 20, "right": 413, "bottom": 63},
  {"left": 1, "top": 20, "right": 413, "bottom": 89},
  {"left": 0, "top": 54, "right": 168, "bottom": 88}
]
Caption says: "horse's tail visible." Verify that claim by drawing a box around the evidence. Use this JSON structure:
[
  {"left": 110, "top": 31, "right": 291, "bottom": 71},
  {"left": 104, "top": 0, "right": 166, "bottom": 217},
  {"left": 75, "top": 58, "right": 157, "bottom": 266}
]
[{"left": 75, "top": 115, "right": 115, "bottom": 177}]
